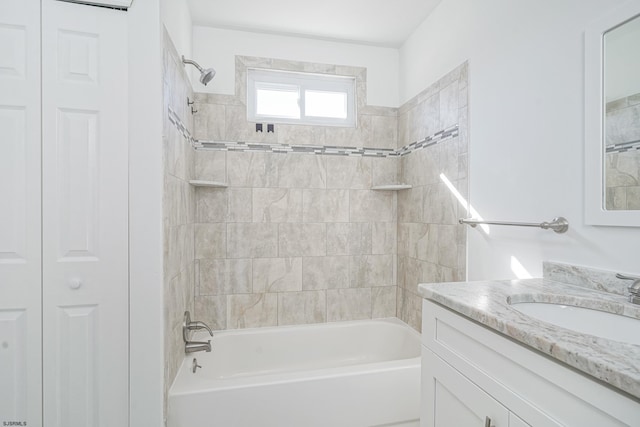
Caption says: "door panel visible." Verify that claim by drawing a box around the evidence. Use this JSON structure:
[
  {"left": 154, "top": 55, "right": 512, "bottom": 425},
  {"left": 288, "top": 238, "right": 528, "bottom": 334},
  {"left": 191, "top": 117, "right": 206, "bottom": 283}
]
[
  {"left": 56, "top": 305, "right": 99, "bottom": 425},
  {"left": 55, "top": 108, "right": 100, "bottom": 262},
  {"left": 0, "top": 106, "right": 28, "bottom": 262},
  {"left": 422, "top": 350, "right": 509, "bottom": 427},
  {"left": 42, "top": 1, "right": 128, "bottom": 425},
  {"left": 0, "top": 0, "right": 41, "bottom": 425},
  {"left": 0, "top": 310, "right": 28, "bottom": 418}
]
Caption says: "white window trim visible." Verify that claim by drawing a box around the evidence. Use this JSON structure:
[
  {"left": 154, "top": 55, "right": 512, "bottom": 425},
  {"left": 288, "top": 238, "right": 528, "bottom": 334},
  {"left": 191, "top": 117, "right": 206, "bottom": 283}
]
[{"left": 247, "top": 68, "right": 357, "bottom": 127}]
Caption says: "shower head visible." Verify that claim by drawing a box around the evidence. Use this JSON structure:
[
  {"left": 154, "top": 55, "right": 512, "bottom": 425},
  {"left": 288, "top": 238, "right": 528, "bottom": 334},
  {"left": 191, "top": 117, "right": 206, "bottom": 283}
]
[
  {"left": 199, "top": 67, "right": 216, "bottom": 86},
  {"left": 182, "top": 56, "right": 216, "bottom": 86}
]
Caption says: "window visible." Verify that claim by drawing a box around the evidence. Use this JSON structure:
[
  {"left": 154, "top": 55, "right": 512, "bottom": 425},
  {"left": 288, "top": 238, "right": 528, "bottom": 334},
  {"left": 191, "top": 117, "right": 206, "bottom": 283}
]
[{"left": 247, "top": 68, "right": 356, "bottom": 127}]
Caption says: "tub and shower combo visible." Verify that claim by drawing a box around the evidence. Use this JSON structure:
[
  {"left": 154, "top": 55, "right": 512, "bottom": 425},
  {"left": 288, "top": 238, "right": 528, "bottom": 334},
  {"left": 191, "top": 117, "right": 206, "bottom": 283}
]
[{"left": 168, "top": 318, "right": 421, "bottom": 427}]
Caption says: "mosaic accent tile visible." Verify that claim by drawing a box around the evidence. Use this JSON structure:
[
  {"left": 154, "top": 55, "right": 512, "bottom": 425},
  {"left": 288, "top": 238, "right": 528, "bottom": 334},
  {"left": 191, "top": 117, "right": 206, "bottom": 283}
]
[
  {"left": 169, "top": 104, "right": 458, "bottom": 159},
  {"left": 167, "top": 107, "right": 194, "bottom": 143},
  {"left": 606, "top": 139, "right": 640, "bottom": 154}
]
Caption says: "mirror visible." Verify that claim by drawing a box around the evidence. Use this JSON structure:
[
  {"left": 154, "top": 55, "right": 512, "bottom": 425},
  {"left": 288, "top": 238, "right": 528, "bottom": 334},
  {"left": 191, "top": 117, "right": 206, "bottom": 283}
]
[
  {"left": 585, "top": 2, "right": 640, "bottom": 226},
  {"left": 603, "top": 14, "right": 640, "bottom": 211}
]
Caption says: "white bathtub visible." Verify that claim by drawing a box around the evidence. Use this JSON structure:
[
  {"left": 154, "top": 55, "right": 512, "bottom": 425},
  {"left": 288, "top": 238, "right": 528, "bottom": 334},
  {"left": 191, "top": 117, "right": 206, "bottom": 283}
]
[{"left": 168, "top": 318, "right": 421, "bottom": 427}]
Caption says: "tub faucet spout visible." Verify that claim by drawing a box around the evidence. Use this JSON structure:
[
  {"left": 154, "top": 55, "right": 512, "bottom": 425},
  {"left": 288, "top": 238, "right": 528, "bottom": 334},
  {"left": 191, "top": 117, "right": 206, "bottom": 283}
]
[
  {"left": 185, "top": 340, "right": 211, "bottom": 354},
  {"left": 183, "top": 311, "right": 215, "bottom": 354}
]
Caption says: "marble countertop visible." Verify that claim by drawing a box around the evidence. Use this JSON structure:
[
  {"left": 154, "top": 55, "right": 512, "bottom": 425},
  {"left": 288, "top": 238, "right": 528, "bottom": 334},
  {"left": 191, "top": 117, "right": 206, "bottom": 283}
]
[{"left": 418, "top": 278, "right": 640, "bottom": 400}]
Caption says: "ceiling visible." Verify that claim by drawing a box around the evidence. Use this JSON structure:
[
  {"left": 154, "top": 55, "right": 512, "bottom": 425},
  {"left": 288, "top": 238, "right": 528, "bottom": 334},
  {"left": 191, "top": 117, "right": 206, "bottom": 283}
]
[{"left": 187, "top": 0, "right": 443, "bottom": 47}]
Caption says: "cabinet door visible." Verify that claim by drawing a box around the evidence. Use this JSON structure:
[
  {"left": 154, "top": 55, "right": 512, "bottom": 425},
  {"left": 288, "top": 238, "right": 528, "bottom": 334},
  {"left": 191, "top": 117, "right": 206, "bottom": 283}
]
[
  {"left": 0, "top": 0, "right": 42, "bottom": 426},
  {"left": 422, "top": 349, "right": 510, "bottom": 427},
  {"left": 509, "top": 414, "right": 531, "bottom": 427},
  {"left": 41, "top": 1, "right": 128, "bottom": 426}
]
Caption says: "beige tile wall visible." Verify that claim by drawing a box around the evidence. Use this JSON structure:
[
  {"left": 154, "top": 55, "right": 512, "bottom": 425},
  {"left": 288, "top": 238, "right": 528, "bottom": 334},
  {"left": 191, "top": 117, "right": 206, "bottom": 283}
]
[
  {"left": 194, "top": 56, "right": 397, "bottom": 150},
  {"left": 190, "top": 56, "right": 468, "bottom": 334},
  {"left": 192, "top": 56, "right": 400, "bottom": 330},
  {"left": 193, "top": 150, "right": 400, "bottom": 329},
  {"left": 162, "top": 30, "right": 196, "bottom": 413},
  {"left": 397, "top": 63, "right": 469, "bottom": 331}
]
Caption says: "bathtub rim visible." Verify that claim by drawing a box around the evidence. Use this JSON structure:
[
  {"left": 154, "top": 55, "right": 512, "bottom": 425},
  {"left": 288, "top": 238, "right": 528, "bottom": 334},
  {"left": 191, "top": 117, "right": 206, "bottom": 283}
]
[
  {"left": 169, "top": 317, "right": 420, "bottom": 396},
  {"left": 192, "top": 316, "right": 417, "bottom": 340}
]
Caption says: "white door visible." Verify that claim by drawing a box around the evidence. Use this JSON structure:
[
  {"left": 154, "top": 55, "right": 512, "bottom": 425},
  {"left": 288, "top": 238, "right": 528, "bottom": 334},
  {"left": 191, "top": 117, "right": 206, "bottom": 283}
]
[
  {"left": 421, "top": 350, "right": 510, "bottom": 427},
  {"left": 41, "top": 1, "right": 129, "bottom": 426},
  {"left": 0, "top": 0, "right": 42, "bottom": 426}
]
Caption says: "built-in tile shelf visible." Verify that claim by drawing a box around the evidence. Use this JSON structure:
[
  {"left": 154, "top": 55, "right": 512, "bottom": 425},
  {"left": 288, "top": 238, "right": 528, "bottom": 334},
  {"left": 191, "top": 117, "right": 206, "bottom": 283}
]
[
  {"left": 371, "top": 184, "right": 412, "bottom": 191},
  {"left": 188, "top": 180, "right": 228, "bottom": 188}
]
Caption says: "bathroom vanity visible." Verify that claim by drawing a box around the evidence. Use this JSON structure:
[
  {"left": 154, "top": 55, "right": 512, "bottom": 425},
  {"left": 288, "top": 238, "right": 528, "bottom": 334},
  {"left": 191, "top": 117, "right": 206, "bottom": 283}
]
[{"left": 419, "top": 276, "right": 640, "bottom": 426}]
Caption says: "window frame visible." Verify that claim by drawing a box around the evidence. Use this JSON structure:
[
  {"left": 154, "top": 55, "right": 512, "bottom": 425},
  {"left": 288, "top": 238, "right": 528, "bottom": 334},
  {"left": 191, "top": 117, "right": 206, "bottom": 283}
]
[{"left": 247, "top": 68, "right": 357, "bottom": 127}]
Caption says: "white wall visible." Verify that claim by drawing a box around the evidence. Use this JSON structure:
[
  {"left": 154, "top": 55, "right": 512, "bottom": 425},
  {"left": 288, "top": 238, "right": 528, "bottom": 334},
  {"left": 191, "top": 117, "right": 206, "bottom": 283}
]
[
  {"left": 192, "top": 26, "right": 400, "bottom": 107},
  {"left": 400, "top": 0, "right": 640, "bottom": 280},
  {"left": 161, "top": 0, "right": 192, "bottom": 60},
  {"left": 128, "top": 0, "right": 165, "bottom": 425}
]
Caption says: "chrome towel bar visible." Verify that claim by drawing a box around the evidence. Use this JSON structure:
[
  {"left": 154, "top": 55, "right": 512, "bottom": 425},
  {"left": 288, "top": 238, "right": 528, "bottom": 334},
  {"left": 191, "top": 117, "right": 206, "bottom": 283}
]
[{"left": 459, "top": 217, "right": 569, "bottom": 234}]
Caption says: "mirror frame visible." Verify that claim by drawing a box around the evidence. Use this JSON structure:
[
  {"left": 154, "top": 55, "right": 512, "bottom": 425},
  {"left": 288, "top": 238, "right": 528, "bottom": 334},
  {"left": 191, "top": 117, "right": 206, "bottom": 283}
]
[{"left": 585, "top": 1, "right": 640, "bottom": 226}]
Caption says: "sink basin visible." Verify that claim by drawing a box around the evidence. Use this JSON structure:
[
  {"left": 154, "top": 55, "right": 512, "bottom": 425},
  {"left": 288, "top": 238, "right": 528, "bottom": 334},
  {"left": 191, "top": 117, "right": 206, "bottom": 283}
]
[{"left": 510, "top": 302, "right": 640, "bottom": 346}]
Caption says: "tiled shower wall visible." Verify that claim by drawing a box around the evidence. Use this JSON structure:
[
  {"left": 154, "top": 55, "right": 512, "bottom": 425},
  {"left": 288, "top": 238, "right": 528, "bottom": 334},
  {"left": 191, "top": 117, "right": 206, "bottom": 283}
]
[
  {"left": 189, "top": 56, "right": 468, "bottom": 332},
  {"left": 162, "top": 30, "right": 195, "bottom": 411},
  {"left": 605, "top": 93, "right": 640, "bottom": 210},
  {"left": 397, "top": 63, "right": 469, "bottom": 331},
  {"left": 191, "top": 57, "right": 400, "bottom": 330}
]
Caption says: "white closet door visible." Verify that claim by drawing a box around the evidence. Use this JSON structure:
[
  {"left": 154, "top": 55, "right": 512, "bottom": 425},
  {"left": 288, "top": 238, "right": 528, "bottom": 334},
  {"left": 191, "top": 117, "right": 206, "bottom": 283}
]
[
  {"left": 0, "top": 0, "right": 42, "bottom": 426},
  {"left": 41, "top": 1, "right": 129, "bottom": 426}
]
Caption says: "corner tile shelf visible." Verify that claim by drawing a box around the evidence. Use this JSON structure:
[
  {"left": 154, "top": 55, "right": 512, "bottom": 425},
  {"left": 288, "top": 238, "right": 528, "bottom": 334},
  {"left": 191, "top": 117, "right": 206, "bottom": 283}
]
[
  {"left": 188, "top": 180, "right": 228, "bottom": 188},
  {"left": 371, "top": 184, "right": 412, "bottom": 191}
]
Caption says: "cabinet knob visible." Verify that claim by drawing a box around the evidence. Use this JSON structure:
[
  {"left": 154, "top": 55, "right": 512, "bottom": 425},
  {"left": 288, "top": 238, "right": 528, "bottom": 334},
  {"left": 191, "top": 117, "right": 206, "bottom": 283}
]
[
  {"left": 485, "top": 416, "right": 493, "bottom": 427},
  {"left": 69, "top": 279, "right": 82, "bottom": 290}
]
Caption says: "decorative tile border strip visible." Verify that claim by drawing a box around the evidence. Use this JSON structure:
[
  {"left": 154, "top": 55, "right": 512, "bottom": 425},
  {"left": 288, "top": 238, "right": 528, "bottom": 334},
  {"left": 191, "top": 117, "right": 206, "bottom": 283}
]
[
  {"left": 395, "top": 125, "right": 459, "bottom": 156},
  {"left": 168, "top": 108, "right": 194, "bottom": 142},
  {"left": 168, "top": 107, "right": 458, "bottom": 158},
  {"left": 606, "top": 139, "right": 640, "bottom": 154},
  {"left": 192, "top": 140, "right": 400, "bottom": 157}
]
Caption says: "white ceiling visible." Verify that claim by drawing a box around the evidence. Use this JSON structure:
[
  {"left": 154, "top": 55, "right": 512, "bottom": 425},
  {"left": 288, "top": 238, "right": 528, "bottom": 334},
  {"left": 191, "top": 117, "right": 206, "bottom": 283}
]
[{"left": 187, "top": 0, "right": 443, "bottom": 47}]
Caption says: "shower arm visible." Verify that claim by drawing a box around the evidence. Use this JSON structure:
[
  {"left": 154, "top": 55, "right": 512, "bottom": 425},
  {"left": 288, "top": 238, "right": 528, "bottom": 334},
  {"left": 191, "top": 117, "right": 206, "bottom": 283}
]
[{"left": 182, "top": 56, "right": 204, "bottom": 73}]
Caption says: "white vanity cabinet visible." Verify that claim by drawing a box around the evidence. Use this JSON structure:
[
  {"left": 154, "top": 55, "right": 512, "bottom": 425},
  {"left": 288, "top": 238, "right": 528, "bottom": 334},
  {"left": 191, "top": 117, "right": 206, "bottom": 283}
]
[
  {"left": 421, "top": 299, "right": 640, "bottom": 427},
  {"left": 423, "top": 349, "right": 534, "bottom": 427},
  {"left": 422, "top": 349, "right": 510, "bottom": 427}
]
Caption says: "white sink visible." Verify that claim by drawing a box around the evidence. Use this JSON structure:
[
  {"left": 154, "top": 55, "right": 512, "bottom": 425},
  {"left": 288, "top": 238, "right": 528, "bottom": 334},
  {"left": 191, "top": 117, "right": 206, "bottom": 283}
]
[{"left": 510, "top": 302, "right": 640, "bottom": 346}]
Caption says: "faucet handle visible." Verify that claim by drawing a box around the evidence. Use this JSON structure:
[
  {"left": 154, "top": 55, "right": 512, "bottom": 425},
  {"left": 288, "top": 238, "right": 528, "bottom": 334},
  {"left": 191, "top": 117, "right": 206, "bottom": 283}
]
[
  {"left": 183, "top": 311, "right": 214, "bottom": 342},
  {"left": 188, "top": 320, "right": 214, "bottom": 336},
  {"left": 616, "top": 273, "right": 640, "bottom": 281},
  {"left": 616, "top": 274, "right": 640, "bottom": 298}
]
